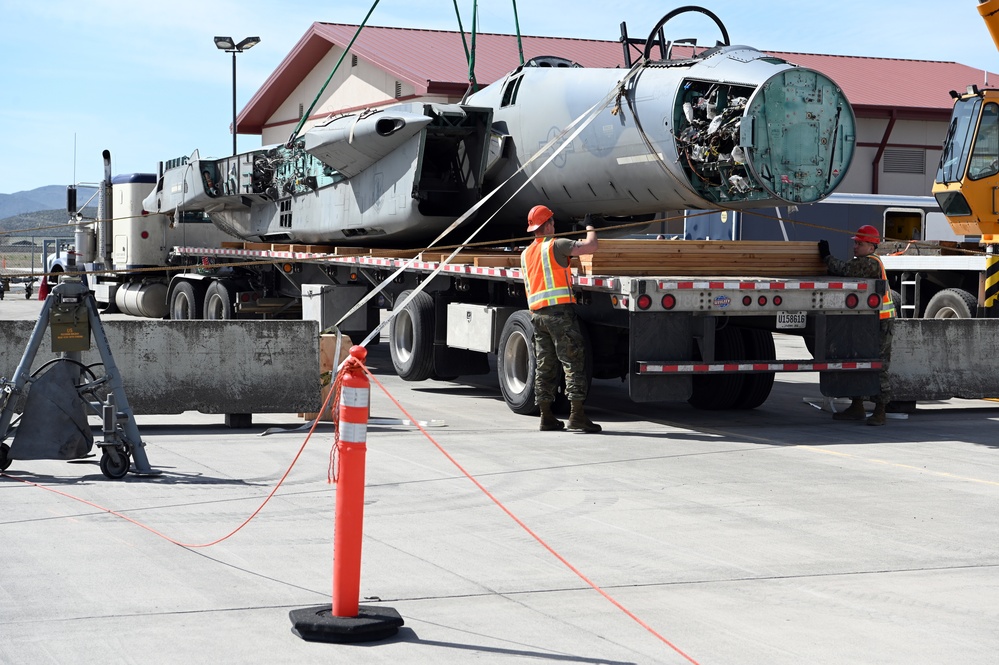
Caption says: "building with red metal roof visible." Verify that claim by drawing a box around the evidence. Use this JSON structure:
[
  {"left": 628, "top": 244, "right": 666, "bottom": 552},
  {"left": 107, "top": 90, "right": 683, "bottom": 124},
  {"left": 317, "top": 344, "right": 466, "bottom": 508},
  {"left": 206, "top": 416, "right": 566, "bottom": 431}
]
[{"left": 237, "top": 23, "right": 999, "bottom": 198}]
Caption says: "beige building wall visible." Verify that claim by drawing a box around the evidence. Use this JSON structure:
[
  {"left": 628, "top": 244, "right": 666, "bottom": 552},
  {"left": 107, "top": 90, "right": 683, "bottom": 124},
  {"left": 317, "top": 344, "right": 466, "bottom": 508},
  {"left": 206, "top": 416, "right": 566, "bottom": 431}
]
[
  {"left": 838, "top": 117, "right": 946, "bottom": 197},
  {"left": 261, "top": 48, "right": 424, "bottom": 146}
]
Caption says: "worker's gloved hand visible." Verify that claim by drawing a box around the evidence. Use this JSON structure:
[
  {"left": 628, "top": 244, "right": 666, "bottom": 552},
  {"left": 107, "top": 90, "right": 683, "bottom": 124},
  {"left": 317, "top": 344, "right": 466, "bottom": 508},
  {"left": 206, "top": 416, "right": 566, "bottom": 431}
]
[{"left": 817, "top": 239, "right": 830, "bottom": 259}]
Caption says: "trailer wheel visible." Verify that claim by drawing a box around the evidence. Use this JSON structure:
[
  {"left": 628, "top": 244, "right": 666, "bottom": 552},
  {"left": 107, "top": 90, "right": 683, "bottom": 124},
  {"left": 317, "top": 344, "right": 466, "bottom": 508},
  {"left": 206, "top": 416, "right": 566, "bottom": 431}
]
[
  {"left": 924, "top": 288, "right": 976, "bottom": 319},
  {"left": 497, "top": 310, "right": 538, "bottom": 415},
  {"left": 0, "top": 443, "right": 11, "bottom": 471},
  {"left": 733, "top": 328, "right": 776, "bottom": 410},
  {"left": 688, "top": 326, "right": 746, "bottom": 410},
  {"left": 204, "top": 281, "right": 235, "bottom": 320},
  {"left": 389, "top": 289, "right": 435, "bottom": 381},
  {"left": 170, "top": 282, "right": 202, "bottom": 320}
]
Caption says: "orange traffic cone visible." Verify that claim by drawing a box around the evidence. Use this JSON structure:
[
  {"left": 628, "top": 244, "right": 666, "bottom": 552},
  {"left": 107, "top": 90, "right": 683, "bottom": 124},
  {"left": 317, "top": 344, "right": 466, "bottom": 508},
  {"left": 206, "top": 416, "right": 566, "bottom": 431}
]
[{"left": 37, "top": 276, "right": 49, "bottom": 300}]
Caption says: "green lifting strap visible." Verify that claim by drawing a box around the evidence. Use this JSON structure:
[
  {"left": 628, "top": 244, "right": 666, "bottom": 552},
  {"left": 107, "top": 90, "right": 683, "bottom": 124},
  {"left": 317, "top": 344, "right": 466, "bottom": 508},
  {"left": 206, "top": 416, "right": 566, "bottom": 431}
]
[
  {"left": 468, "top": 0, "right": 479, "bottom": 92},
  {"left": 452, "top": 0, "right": 473, "bottom": 68},
  {"left": 511, "top": 0, "right": 524, "bottom": 66},
  {"left": 286, "top": 0, "right": 382, "bottom": 147}
]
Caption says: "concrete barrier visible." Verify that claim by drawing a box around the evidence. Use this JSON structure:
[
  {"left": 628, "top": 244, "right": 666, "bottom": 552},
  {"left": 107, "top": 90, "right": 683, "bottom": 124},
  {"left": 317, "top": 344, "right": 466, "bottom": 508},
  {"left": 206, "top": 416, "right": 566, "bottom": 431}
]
[
  {"left": 891, "top": 319, "right": 999, "bottom": 401},
  {"left": 0, "top": 320, "right": 321, "bottom": 415}
]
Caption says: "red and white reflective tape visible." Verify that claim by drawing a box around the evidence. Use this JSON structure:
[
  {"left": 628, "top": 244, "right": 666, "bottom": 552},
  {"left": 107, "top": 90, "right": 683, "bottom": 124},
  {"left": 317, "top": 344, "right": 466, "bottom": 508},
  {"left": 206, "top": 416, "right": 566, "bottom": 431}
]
[
  {"left": 656, "top": 280, "right": 868, "bottom": 291},
  {"left": 636, "top": 360, "right": 882, "bottom": 374}
]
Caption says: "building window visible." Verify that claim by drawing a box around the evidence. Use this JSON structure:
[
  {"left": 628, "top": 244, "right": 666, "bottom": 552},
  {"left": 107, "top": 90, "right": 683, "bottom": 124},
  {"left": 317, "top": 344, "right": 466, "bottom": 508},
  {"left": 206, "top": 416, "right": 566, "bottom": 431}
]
[
  {"left": 395, "top": 81, "right": 402, "bottom": 98},
  {"left": 351, "top": 53, "right": 358, "bottom": 67},
  {"left": 883, "top": 148, "right": 926, "bottom": 174}
]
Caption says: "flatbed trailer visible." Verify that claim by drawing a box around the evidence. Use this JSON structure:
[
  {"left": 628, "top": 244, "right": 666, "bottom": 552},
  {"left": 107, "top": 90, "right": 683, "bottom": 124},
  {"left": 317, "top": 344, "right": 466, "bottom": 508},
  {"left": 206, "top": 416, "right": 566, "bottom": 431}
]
[{"left": 167, "top": 242, "right": 884, "bottom": 413}]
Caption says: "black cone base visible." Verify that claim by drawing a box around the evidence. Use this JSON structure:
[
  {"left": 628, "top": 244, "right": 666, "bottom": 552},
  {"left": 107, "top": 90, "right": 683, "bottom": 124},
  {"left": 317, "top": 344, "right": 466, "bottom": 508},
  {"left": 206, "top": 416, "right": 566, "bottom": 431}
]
[{"left": 290, "top": 604, "right": 403, "bottom": 643}]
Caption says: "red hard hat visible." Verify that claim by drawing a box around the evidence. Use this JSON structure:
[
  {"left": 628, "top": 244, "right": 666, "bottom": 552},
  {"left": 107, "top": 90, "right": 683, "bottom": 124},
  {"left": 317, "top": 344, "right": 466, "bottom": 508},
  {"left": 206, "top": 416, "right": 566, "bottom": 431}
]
[
  {"left": 852, "top": 224, "right": 880, "bottom": 244},
  {"left": 526, "top": 205, "right": 554, "bottom": 232}
]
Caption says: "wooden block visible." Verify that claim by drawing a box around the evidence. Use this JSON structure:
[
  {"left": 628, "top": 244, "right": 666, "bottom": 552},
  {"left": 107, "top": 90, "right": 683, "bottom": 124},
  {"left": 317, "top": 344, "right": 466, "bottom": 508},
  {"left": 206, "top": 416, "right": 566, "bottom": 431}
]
[
  {"left": 576, "top": 240, "right": 827, "bottom": 277},
  {"left": 301, "top": 333, "right": 354, "bottom": 421},
  {"left": 473, "top": 255, "right": 522, "bottom": 267},
  {"left": 333, "top": 247, "right": 372, "bottom": 256}
]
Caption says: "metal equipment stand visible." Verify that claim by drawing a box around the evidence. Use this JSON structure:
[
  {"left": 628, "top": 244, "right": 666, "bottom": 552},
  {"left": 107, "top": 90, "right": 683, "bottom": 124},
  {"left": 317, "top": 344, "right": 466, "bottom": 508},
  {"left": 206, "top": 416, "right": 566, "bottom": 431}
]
[{"left": 0, "top": 277, "right": 158, "bottom": 479}]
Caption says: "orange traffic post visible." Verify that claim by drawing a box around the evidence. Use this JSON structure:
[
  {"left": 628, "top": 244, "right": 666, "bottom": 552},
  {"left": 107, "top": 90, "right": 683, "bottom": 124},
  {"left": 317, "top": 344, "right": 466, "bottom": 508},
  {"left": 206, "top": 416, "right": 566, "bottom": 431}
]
[
  {"left": 332, "top": 345, "right": 370, "bottom": 617},
  {"left": 290, "top": 345, "right": 404, "bottom": 644}
]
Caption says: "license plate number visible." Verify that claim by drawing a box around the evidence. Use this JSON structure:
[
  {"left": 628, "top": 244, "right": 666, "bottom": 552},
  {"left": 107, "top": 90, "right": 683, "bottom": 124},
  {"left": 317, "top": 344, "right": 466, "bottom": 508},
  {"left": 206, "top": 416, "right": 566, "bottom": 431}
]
[{"left": 777, "top": 311, "right": 807, "bottom": 329}]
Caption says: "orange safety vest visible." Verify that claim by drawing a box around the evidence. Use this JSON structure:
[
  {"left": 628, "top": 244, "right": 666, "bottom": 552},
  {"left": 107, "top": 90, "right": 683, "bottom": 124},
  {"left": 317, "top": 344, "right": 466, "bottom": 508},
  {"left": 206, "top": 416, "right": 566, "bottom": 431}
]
[
  {"left": 870, "top": 255, "right": 896, "bottom": 320},
  {"left": 521, "top": 238, "right": 575, "bottom": 310}
]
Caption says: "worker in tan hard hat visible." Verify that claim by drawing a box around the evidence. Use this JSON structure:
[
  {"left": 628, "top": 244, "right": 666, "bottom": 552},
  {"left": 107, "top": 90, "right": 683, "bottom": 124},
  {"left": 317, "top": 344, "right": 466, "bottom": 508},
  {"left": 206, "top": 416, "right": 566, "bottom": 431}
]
[
  {"left": 520, "top": 205, "right": 601, "bottom": 432},
  {"left": 818, "top": 225, "right": 896, "bottom": 425}
]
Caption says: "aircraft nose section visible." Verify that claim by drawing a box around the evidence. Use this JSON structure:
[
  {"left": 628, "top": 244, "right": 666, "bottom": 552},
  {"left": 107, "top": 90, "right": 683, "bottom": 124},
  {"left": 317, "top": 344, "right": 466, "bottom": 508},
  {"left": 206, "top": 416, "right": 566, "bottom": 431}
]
[{"left": 742, "top": 68, "right": 855, "bottom": 204}]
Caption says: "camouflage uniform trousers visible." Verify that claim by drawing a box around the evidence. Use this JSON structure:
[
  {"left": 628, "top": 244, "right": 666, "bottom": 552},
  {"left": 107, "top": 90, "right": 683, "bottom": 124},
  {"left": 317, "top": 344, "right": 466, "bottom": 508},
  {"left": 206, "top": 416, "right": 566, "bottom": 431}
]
[
  {"left": 851, "top": 319, "right": 893, "bottom": 405},
  {"left": 531, "top": 304, "right": 587, "bottom": 403},
  {"left": 823, "top": 254, "right": 893, "bottom": 405}
]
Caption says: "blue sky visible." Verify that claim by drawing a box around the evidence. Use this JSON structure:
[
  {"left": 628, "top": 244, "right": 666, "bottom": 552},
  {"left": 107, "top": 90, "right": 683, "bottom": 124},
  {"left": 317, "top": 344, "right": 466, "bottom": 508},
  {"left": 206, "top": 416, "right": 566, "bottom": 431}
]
[{"left": 2, "top": 0, "right": 997, "bottom": 195}]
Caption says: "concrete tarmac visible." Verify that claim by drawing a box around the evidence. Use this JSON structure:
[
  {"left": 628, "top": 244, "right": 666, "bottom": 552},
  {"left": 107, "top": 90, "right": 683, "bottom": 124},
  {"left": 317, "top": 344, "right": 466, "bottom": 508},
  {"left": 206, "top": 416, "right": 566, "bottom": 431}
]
[{"left": 1, "top": 295, "right": 997, "bottom": 664}]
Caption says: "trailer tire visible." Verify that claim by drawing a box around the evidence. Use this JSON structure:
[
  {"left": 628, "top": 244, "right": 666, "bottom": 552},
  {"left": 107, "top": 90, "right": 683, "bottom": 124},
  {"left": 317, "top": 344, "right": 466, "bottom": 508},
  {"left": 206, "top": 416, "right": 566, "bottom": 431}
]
[
  {"left": 389, "top": 289, "right": 435, "bottom": 381},
  {"left": 734, "top": 328, "right": 776, "bottom": 410},
  {"left": 688, "top": 326, "right": 747, "bottom": 410},
  {"left": 924, "top": 288, "right": 976, "bottom": 319},
  {"left": 204, "top": 281, "right": 235, "bottom": 320},
  {"left": 0, "top": 443, "right": 11, "bottom": 471},
  {"left": 497, "top": 310, "right": 538, "bottom": 415},
  {"left": 170, "top": 282, "right": 202, "bottom": 320}
]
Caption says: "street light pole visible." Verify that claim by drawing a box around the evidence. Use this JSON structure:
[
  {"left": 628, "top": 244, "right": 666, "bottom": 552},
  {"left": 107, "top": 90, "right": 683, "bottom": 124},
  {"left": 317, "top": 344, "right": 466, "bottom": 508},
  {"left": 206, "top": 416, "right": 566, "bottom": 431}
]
[{"left": 214, "top": 36, "right": 261, "bottom": 156}]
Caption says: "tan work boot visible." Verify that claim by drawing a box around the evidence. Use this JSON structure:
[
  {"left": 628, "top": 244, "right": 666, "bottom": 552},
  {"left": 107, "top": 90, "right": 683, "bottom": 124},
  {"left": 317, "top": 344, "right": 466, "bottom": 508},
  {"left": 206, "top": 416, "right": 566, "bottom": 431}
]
[
  {"left": 833, "top": 399, "right": 866, "bottom": 421},
  {"left": 866, "top": 403, "right": 886, "bottom": 426},
  {"left": 538, "top": 401, "right": 564, "bottom": 431},
  {"left": 567, "top": 400, "right": 601, "bottom": 433}
]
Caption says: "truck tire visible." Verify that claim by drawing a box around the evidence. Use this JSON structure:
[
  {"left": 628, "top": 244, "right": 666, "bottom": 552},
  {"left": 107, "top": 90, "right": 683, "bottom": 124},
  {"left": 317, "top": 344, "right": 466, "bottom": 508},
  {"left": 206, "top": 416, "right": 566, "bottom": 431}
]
[
  {"left": 924, "top": 288, "right": 976, "bottom": 319},
  {"left": 170, "top": 282, "right": 202, "bottom": 319},
  {"left": 497, "top": 310, "right": 538, "bottom": 415},
  {"left": 688, "top": 326, "right": 747, "bottom": 410},
  {"left": 389, "top": 289, "right": 435, "bottom": 381},
  {"left": 204, "top": 281, "right": 235, "bottom": 320},
  {"left": 734, "top": 328, "right": 776, "bottom": 410}
]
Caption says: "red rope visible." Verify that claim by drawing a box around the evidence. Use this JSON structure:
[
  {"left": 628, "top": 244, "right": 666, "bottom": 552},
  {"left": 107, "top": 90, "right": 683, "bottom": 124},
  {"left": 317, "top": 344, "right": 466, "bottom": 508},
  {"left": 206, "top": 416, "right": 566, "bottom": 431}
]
[
  {"left": 0, "top": 358, "right": 698, "bottom": 661},
  {"left": 0, "top": 381, "right": 340, "bottom": 549},
  {"left": 362, "top": 366, "right": 700, "bottom": 664}
]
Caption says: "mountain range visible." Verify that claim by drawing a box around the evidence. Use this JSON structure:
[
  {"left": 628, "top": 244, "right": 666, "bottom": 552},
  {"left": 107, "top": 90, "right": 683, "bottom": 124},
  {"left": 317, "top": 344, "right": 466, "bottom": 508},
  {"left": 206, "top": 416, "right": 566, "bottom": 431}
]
[{"left": 0, "top": 185, "right": 98, "bottom": 236}]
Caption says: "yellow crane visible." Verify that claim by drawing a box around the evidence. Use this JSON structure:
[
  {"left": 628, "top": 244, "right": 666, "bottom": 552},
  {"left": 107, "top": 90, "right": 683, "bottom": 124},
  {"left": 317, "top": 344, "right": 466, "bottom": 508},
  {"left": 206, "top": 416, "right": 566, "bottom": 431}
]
[{"left": 932, "top": 0, "right": 999, "bottom": 239}]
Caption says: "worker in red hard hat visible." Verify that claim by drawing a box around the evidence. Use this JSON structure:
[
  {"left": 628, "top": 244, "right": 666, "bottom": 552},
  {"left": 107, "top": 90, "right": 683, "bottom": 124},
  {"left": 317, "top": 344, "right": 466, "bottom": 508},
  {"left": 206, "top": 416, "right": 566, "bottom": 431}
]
[
  {"left": 520, "top": 205, "right": 601, "bottom": 432},
  {"left": 817, "top": 225, "right": 896, "bottom": 425}
]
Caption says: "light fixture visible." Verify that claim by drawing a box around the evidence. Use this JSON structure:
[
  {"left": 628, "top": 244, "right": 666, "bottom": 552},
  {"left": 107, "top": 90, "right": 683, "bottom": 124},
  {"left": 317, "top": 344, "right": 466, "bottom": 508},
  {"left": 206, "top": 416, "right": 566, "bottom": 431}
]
[{"left": 214, "top": 36, "right": 261, "bottom": 155}]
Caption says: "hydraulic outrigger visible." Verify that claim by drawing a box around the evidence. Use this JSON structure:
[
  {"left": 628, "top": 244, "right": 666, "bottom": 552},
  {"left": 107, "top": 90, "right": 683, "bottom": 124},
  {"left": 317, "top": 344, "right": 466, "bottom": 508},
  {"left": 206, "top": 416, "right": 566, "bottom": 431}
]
[{"left": 0, "top": 276, "right": 158, "bottom": 479}]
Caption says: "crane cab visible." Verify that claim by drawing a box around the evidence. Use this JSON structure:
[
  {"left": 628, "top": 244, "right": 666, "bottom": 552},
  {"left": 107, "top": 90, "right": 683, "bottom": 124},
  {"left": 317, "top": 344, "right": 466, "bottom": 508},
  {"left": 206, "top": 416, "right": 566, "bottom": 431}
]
[{"left": 932, "top": 86, "right": 999, "bottom": 237}]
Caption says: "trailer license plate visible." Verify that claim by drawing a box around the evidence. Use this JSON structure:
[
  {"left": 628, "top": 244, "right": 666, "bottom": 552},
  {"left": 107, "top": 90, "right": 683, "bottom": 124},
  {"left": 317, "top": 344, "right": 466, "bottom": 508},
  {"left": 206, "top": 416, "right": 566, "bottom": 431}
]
[{"left": 777, "top": 311, "right": 807, "bottom": 329}]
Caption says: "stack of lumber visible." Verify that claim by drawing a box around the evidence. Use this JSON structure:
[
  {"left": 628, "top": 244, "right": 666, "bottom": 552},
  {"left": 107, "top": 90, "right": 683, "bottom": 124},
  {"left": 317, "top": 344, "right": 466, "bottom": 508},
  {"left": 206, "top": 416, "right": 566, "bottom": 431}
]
[{"left": 575, "top": 240, "right": 827, "bottom": 277}]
